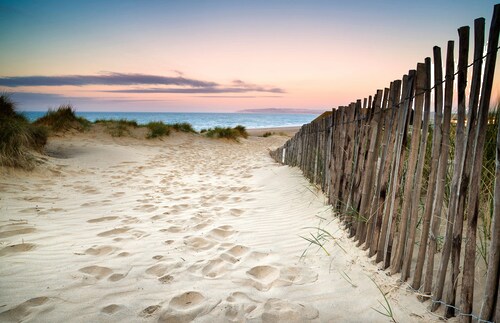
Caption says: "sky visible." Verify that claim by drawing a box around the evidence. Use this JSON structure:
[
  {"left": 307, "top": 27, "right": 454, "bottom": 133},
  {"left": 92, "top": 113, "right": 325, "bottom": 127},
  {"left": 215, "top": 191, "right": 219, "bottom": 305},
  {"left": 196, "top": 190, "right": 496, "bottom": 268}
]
[{"left": 0, "top": 0, "right": 498, "bottom": 113}]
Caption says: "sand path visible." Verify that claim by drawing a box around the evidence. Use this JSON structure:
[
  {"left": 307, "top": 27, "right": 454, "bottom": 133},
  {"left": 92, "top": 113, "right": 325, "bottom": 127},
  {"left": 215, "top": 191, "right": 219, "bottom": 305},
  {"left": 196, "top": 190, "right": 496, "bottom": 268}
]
[{"left": 0, "top": 133, "right": 445, "bottom": 322}]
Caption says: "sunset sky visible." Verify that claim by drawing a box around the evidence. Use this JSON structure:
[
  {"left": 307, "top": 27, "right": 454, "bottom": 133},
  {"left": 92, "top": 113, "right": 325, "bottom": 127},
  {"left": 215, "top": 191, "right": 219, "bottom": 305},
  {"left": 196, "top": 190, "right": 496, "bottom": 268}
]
[{"left": 0, "top": 0, "right": 498, "bottom": 113}]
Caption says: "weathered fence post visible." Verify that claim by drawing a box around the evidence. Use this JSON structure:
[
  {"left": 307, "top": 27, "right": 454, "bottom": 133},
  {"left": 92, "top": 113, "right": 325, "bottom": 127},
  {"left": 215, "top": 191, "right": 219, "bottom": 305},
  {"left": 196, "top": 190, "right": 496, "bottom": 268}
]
[
  {"left": 375, "top": 80, "right": 402, "bottom": 263},
  {"left": 357, "top": 90, "right": 384, "bottom": 246},
  {"left": 383, "top": 71, "right": 415, "bottom": 269},
  {"left": 412, "top": 46, "right": 444, "bottom": 291},
  {"left": 446, "top": 18, "right": 484, "bottom": 317},
  {"left": 401, "top": 59, "right": 431, "bottom": 282},
  {"left": 460, "top": 4, "right": 500, "bottom": 321},
  {"left": 391, "top": 62, "right": 426, "bottom": 275},
  {"left": 431, "top": 25, "right": 469, "bottom": 311},
  {"left": 423, "top": 40, "right": 454, "bottom": 298}
]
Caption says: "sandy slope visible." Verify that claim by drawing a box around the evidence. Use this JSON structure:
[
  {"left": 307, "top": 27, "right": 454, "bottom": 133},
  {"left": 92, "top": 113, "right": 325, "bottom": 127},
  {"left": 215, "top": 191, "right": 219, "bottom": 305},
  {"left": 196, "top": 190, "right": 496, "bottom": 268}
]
[{"left": 0, "top": 131, "right": 448, "bottom": 322}]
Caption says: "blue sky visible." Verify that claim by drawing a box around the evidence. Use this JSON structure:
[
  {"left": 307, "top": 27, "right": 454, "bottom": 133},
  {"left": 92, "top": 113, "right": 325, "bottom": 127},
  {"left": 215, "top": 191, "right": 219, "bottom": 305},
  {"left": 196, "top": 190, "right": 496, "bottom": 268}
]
[{"left": 0, "top": 0, "right": 498, "bottom": 112}]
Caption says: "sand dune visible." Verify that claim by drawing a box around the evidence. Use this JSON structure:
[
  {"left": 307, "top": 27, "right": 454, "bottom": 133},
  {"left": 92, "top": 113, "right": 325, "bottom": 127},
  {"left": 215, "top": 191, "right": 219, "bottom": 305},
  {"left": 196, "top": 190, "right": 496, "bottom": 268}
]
[{"left": 0, "top": 131, "right": 448, "bottom": 322}]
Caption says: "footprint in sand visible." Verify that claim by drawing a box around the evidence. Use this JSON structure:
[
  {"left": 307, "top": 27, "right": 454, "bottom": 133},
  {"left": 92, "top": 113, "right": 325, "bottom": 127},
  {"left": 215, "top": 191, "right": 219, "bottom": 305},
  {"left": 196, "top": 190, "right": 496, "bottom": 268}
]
[
  {"left": 121, "top": 216, "right": 141, "bottom": 224},
  {"left": 220, "top": 245, "right": 250, "bottom": 264},
  {"left": 193, "top": 221, "right": 212, "bottom": 231},
  {"left": 208, "top": 225, "right": 235, "bottom": 240},
  {"left": 160, "top": 225, "right": 184, "bottom": 233},
  {"left": 79, "top": 265, "right": 113, "bottom": 280},
  {"left": 85, "top": 245, "right": 115, "bottom": 256},
  {"left": 158, "top": 291, "right": 220, "bottom": 323},
  {"left": 261, "top": 299, "right": 319, "bottom": 322},
  {"left": 134, "top": 204, "right": 158, "bottom": 213},
  {"left": 108, "top": 272, "right": 127, "bottom": 282},
  {"left": 150, "top": 214, "right": 165, "bottom": 221},
  {"left": 229, "top": 208, "right": 244, "bottom": 217},
  {"left": 101, "top": 304, "right": 122, "bottom": 314},
  {"left": 279, "top": 267, "right": 318, "bottom": 285},
  {"left": 225, "top": 292, "right": 259, "bottom": 321},
  {"left": 146, "top": 261, "right": 181, "bottom": 277},
  {"left": 111, "top": 191, "right": 125, "bottom": 198},
  {"left": 183, "top": 236, "right": 217, "bottom": 250},
  {"left": 158, "top": 274, "right": 174, "bottom": 284},
  {"left": 246, "top": 266, "right": 281, "bottom": 291},
  {"left": 139, "top": 305, "right": 162, "bottom": 318},
  {"left": 189, "top": 258, "right": 230, "bottom": 279},
  {"left": 0, "top": 297, "right": 52, "bottom": 322},
  {"left": 0, "top": 243, "right": 36, "bottom": 257},
  {"left": 87, "top": 216, "right": 118, "bottom": 223},
  {"left": 97, "top": 227, "right": 130, "bottom": 237},
  {"left": 0, "top": 227, "right": 36, "bottom": 239}
]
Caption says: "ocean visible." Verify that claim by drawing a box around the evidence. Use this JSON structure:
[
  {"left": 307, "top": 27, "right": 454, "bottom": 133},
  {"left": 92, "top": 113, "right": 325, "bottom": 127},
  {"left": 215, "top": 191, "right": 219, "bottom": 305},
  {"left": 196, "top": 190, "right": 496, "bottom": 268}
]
[{"left": 22, "top": 111, "right": 318, "bottom": 131}]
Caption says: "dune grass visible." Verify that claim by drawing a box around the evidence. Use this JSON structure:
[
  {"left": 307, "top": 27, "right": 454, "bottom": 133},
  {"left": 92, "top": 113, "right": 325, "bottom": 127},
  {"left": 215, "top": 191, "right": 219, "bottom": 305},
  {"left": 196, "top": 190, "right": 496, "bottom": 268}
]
[
  {"left": 170, "top": 122, "right": 197, "bottom": 133},
  {"left": 146, "top": 121, "right": 171, "bottom": 139},
  {"left": 34, "top": 104, "right": 90, "bottom": 132},
  {"left": 95, "top": 119, "right": 138, "bottom": 137},
  {"left": 0, "top": 95, "right": 48, "bottom": 169},
  {"left": 204, "top": 125, "right": 248, "bottom": 140},
  {"left": 145, "top": 121, "right": 198, "bottom": 139}
]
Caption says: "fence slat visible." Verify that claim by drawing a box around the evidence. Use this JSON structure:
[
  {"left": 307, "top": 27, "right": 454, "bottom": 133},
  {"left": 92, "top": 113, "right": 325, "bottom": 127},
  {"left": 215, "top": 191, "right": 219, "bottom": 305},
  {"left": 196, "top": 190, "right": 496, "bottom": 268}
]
[
  {"left": 460, "top": 4, "right": 500, "bottom": 321},
  {"left": 357, "top": 90, "right": 384, "bottom": 246},
  {"left": 423, "top": 40, "right": 454, "bottom": 298},
  {"left": 412, "top": 46, "right": 444, "bottom": 291},
  {"left": 446, "top": 17, "right": 485, "bottom": 318},
  {"left": 401, "top": 59, "right": 431, "bottom": 282},
  {"left": 431, "top": 26, "right": 469, "bottom": 312},
  {"left": 375, "top": 80, "right": 402, "bottom": 263},
  {"left": 383, "top": 71, "right": 415, "bottom": 268},
  {"left": 391, "top": 63, "right": 426, "bottom": 275}
]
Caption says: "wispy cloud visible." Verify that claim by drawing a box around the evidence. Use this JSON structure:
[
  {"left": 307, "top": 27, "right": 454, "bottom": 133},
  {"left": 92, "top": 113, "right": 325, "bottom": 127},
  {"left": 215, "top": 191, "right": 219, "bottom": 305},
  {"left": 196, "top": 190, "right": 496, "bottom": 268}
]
[
  {"left": 0, "top": 72, "right": 285, "bottom": 95},
  {"left": 6, "top": 92, "right": 176, "bottom": 104},
  {"left": 106, "top": 87, "right": 284, "bottom": 94},
  {"left": 0, "top": 72, "right": 217, "bottom": 88},
  {"left": 195, "top": 95, "right": 283, "bottom": 99}
]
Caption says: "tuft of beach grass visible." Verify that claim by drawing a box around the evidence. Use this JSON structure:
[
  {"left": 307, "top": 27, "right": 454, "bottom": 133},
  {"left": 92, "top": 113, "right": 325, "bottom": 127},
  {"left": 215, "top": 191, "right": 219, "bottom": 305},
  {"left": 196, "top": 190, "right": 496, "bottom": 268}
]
[{"left": 0, "top": 95, "right": 48, "bottom": 169}]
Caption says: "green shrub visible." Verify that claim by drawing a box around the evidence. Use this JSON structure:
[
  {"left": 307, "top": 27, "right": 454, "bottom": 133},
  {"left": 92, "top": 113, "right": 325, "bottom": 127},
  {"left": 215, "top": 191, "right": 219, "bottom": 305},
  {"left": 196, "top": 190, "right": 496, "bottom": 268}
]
[
  {"left": 34, "top": 104, "right": 90, "bottom": 132},
  {"left": 95, "top": 118, "right": 138, "bottom": 128},
  {"left": 234, "top": 125, "right": 248, "bottom": 138},
  {"left": 95, "top": 119, "right": 138, "bottom": 137},
  {"left": 146, "top": 121, "right": 171, "bottom": 138},
  {"left": 203, "top": 125, "right": 248, "bottom": 141},
  {"left": 170, "top": 122, "right": 196, "bottom": 133},
  {"left": 28, "top": 125, "right": 49, "bottom": 151},
  {"left": 0, "top": 95, "right": 48, "bottom": 168}
]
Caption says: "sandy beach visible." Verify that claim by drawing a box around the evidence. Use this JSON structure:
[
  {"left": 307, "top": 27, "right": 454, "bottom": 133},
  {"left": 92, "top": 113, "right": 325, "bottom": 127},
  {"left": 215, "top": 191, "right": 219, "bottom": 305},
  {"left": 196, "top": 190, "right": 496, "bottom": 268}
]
[{"left": 0, "top": 129, "right": 448, "bottom": 322}]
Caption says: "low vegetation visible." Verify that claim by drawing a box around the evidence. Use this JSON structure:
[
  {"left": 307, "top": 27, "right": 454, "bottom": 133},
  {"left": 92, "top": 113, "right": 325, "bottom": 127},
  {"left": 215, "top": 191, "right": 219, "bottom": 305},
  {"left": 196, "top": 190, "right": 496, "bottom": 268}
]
[
  {"left": 203, "top": 125, "right": 248, "bottom": 141},
  {"left": 170, "top": 122, "right": 196, "bottom": 133},
  {"left": 95, "top": 119, "right": 138, "bottom": 137},
  {"left": 0, "top": 95, "right": 48, "bottom": 169},
  {"left": 262, "top": 131, "right": 273, "bottom": 137},
  {"left": 34, "top": 104, "right": 90, "bottom": 132},
  {"left": 146, "top": 121, "right": 171, "bottom": 139}
]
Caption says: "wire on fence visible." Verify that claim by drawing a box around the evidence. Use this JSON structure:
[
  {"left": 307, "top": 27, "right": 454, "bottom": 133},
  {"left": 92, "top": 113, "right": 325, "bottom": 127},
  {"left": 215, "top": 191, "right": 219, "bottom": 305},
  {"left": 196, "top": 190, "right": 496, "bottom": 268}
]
[{"left": 401, "top": 282, "right": 495, "bottom": 323}]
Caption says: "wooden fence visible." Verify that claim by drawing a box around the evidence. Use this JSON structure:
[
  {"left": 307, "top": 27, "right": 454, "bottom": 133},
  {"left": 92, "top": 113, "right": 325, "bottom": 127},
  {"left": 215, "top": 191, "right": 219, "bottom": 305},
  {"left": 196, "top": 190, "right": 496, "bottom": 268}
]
[{"left": 271, "top": 5, "right": 500, "bottom": 323}]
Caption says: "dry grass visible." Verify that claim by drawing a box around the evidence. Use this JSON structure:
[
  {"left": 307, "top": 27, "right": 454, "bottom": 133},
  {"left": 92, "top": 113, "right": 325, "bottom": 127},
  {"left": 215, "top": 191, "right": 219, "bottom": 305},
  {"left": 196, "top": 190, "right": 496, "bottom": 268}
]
[
  {"left": 204, "top": 125, "right": 248, "bottom": 140},
  {"left": 0, "top": 95, "right": 48, "bottom": 169},
  {"left": 95, "top": 119, "right": 138, "bottom": 137},
  {"left": 34, "top": 104, "right": 90, "bottom": 132}
]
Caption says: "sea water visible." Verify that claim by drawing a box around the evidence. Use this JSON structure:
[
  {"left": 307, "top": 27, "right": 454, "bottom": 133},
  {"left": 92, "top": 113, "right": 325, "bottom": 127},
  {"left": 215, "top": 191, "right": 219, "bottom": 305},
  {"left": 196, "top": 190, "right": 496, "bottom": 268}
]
[{"left": 22, "top": 111, "right": 318, "bottom": 131}]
